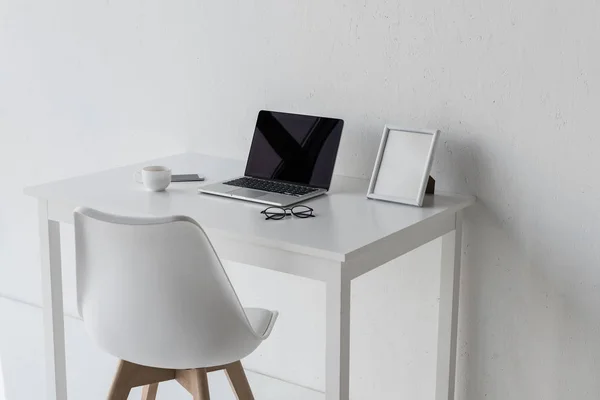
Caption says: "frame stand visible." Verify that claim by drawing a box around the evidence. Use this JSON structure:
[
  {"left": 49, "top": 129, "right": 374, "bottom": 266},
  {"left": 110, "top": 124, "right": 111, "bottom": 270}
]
[{"left": 426, "top": 176, "right": 435, "bottom": 194}]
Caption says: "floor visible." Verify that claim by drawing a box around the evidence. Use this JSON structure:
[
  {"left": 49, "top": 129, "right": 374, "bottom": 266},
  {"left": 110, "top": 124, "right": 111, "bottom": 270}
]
[{"left": 0, "top": 297, "right": 322, "bottom": 400}]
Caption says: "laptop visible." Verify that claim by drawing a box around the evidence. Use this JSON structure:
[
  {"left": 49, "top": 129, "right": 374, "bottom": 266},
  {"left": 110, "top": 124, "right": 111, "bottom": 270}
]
[{"left": 199, "top": 110, "right": 344, "bottom": 207}]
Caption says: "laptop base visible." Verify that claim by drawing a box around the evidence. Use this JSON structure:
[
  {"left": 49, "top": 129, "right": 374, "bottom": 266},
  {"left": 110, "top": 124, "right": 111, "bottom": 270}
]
[{"left": 199, "top": 181, "right": 326, "bottom": 207}]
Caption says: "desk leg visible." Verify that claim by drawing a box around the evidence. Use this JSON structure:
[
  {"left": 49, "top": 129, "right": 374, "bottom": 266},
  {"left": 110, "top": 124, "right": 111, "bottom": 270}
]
[
  {"left": 325, "top": 270, "right": 351, "bottom": 400},
  {"left": 435, "top": 212, "right": 463, "bottom": 400},
  {"left": 38, "top": 200, "right": 68, "bottom": 400}
]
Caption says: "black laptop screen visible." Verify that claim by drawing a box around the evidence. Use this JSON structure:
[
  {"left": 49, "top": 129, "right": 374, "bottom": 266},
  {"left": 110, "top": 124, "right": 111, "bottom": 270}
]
[{"left": 244, "top": 110, "right": 344, "bottom": 189}]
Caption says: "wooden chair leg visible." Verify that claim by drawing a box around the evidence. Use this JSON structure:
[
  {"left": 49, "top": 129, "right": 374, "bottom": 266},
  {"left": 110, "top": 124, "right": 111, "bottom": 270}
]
[
  {"left": 225, "top": 361, "right": 255, "bottom": 400},
  {"left": 141, "top": 383, "right": 159, "bottom": 400},
  {"left": 108, "top": 360, "right": 137, "bottom": 400},
  {"left": 108, "top": 359, "right": 174, "bottom": 400},
  {"left": 176, "top": 368, "right": 210, "bottom": 400},
  {"left": 191, "top": 369, "right": 210, "bottom": 400}
]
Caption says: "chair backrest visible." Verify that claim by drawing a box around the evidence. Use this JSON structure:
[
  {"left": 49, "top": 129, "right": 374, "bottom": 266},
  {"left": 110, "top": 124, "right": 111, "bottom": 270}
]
[{"left": 74, "top": 207, "right": 262, "bottom": 369}]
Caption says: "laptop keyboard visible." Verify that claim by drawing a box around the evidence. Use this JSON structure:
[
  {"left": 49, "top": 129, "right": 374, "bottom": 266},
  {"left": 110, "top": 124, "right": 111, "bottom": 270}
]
[{"left": 224, "top": 177, "right": 318, "bottom": 197}]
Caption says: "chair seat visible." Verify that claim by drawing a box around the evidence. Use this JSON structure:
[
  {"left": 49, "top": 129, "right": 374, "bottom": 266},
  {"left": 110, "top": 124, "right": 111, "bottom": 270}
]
[{"left": 244, "top": 308, "right": 277, "bottom": 338}]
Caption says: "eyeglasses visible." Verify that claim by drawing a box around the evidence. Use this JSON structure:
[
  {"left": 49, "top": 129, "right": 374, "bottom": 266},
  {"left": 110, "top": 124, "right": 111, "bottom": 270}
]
[{"left": 261, "top": 205, "right": 315, "bottom": 220}]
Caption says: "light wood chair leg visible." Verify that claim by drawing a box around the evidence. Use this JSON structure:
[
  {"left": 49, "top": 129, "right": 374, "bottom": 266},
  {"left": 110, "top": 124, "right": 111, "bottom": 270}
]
[
  {"left": 176, "top": 368, "right": 210, "bottom": 400},
  {"left": 225, "top": 361, "right": 255, "bottom": 400},
  {"left": 141, "top": 383, "right": 159, "bottom": 400},
  {"left": 191, "top": 368, "right": 210, "bottom": 400},
  {"left": 108, "top": 360, "right": 174, "bottom": 400},
  {"left": 108, "top": 360, "right": 136, "bottom": 400}
]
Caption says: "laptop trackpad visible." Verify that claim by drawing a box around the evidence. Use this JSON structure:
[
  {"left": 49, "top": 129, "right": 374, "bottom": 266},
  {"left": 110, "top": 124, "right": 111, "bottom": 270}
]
[{"left": 231, "top": 188, "right": 267, "bottom": 199}]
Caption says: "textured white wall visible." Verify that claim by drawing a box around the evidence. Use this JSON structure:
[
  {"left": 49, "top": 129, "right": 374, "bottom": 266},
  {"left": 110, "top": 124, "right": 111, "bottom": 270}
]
[
  {"left": 0, "top": 0, "right": 186, "bottom": 303},
  {"left": 2, "top": 0, "right": 600, "bottom": 399},
  {"left": 185, "top": 1, "right": 600, "bottom": 397}
]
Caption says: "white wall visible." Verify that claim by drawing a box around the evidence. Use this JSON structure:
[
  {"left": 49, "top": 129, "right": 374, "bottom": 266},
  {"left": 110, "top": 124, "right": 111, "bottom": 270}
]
[{"left": 2, "top": 1, "right": 600, "bottom": 399}]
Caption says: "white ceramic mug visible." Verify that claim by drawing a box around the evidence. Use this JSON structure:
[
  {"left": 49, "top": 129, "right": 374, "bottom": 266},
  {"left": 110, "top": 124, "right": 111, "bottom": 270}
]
[{"left": 134, "top": 166, "right": 171, "bottom": 191}]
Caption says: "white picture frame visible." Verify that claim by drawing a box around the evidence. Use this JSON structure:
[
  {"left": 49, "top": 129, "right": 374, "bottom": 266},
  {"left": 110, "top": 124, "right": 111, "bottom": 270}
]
[{"left": 367, "top": 126, "right": 440, "bottom": 207}]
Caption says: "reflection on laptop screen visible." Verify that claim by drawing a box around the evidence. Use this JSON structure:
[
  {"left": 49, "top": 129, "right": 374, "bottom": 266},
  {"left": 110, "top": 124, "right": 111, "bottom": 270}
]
[{"left": 244, "top": 111, "right": 344, "bottom": 189}]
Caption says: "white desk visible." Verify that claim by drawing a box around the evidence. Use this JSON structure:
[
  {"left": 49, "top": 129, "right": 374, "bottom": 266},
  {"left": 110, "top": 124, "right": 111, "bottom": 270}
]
[{"left": 25, "top": 152, "right": 474, "bottom": 400}]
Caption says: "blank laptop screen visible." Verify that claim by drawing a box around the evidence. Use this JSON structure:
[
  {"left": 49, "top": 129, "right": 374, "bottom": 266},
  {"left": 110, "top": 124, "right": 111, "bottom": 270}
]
[{"left": 244, "top": 110, "right": 344, "bottom": 189}]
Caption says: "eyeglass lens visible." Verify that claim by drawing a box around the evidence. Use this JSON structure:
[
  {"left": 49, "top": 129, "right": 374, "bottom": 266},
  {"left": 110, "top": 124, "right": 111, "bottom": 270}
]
[
  {"left": 290, "top": 205, "right": 314, "bottom": 218},
  {"left": 261, "top": 207, "right": 287, "bottom": 220}
]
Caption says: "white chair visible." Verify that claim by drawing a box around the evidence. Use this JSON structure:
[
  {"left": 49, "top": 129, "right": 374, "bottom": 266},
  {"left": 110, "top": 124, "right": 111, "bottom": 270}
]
[{"left": 74, "top": 207, "right": 278, "bottom": 400}]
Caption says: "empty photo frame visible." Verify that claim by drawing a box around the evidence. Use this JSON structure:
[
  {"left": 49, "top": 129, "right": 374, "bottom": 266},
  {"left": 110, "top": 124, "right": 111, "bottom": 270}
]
[{"left": 367, "top": 126, "right": 440, "bottom": 207}]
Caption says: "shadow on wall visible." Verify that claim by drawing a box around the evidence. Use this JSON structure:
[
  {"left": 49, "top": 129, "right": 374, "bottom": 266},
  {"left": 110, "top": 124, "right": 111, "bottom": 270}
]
[{"left": 434, "top": 134, "right": 600, "bottom": 399}]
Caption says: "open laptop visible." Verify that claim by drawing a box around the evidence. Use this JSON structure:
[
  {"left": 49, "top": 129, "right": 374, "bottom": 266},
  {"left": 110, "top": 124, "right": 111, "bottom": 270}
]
[{"left": 199, "top": 110, "right": 344, "bottom": 207}]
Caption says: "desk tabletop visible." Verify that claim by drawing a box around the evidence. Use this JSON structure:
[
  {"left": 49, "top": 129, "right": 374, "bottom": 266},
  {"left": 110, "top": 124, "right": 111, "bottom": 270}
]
[{"left": 25, "top": 153, "right": 474, "bottom": 261}]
